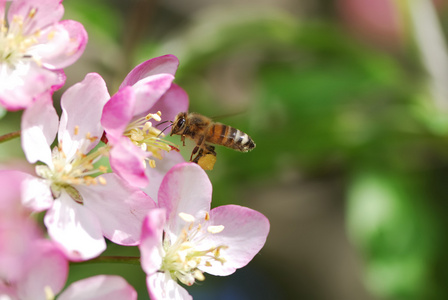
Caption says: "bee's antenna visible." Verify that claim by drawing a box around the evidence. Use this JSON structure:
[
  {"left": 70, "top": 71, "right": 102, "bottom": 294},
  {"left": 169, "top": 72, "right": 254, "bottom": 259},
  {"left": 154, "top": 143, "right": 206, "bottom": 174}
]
[
  {"left": 156, "top": 120, "right": 171, "bottom": 127},
  {"left": 157, "top": 121, "right": 173, "bottom": 137}
]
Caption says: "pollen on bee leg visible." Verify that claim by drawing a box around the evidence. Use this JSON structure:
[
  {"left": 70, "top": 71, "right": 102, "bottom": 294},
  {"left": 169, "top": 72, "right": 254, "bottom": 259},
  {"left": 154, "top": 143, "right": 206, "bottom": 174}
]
[{"left": 198, "top": 154, "right": 217, "bottom": 171}]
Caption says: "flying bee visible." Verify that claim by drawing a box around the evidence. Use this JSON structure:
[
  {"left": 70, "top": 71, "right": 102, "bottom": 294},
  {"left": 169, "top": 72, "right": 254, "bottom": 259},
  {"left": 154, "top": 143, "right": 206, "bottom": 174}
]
[{"left": 168, "top": 112, "right": 256, "bottom": 169}]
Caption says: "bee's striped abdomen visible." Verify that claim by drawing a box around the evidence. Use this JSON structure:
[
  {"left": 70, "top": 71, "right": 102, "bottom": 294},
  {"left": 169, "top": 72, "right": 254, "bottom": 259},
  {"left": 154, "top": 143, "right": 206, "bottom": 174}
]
[{"left": 206, "top": 123, "right": 256, "bottom": 152}]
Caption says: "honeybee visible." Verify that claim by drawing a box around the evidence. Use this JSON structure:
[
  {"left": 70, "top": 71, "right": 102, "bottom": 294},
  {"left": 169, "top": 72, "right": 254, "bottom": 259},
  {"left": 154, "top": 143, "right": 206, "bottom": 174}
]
[{"left": 170, "top": 112, "right": 256, "bottom": 168}]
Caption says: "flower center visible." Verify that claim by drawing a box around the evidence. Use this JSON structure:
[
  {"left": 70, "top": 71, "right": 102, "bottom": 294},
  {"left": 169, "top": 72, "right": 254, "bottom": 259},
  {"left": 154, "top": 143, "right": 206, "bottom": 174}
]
[
  {"left": 161, "top": 212, "right": 228, "bottom": 286},
  {"left": 0, "top": 8, "right": 40, "bottom": 67},
  {"left": 35, "top": 132, "right": 110, "bottom": 203},
  {"left": 124, "top": 111, "right": 178, "bottom": 168}
]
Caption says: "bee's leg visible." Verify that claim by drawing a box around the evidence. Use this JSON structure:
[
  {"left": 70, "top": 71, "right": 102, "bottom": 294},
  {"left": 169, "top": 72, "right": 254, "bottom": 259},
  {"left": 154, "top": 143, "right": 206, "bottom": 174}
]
[
  {"left": 190, "top": 145, "right": 200, "bottom": 161},
  {"left": 205, "top": 144, "right": 216, "bottom": 156},
  {"left": 192, "top": 148, "right": 205, "bottom": 164},
  {"left": 190, "top": 135, "right": 206, "bottom": 161},
  {"left": 181, "top": 135, "right": 186, "bottom": 146}
]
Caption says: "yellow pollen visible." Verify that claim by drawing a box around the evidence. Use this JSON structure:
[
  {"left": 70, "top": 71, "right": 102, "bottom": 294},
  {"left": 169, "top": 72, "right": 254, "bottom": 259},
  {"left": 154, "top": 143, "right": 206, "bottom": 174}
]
[
  {"left": 98, "top": 166, "right": 108, "bottom": 173},
  {"left": 205, "top": 212, "right": 210, "bottom": 221},
  {"left": 74, "top": 125, "right": 79, "bottom": 135},
  {"left": 29, "top": 8, "right": 37, "bottom": 19},
  {"left": 47, "top": 30, "right": 55, "bottom": 40},
  {"left": 85, "top": 132, "right": 97, "bottom": 143},
  {"left": 98, "top": 176, "right": 107, "bottom": 185},
  {"left": 149, "top": 159, "right": 156, "bottom": 168}
]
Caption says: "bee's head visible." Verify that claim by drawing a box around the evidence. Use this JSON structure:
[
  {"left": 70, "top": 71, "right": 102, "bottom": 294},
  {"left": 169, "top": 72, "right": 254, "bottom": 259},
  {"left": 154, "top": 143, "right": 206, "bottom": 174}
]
[{"left": 170, "top": 112, "right": 188, "bottom": 135}]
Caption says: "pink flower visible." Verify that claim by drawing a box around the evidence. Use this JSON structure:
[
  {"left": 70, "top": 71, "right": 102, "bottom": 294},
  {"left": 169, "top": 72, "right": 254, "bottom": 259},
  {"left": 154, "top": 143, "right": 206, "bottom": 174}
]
[
  {"left": 0, "top": 0, "right": 87, "bottom": 111},
  {"left": 139, "top": 163, "right": 270, "bottom": 299},
  {"left": 0, "top": 170, "right": 68, "bottom": 300},
  {"left": 20, "top": 73, "right": 156, "bottom": 261},
  {"left": 101, "top": 54, "right": 189, "bottom": 188},
  {"left": 0, "top": 239, "right": 69, "bottom": 300},
  {"left": 0, "top": 170, "right": 42, "bottom": 283}
]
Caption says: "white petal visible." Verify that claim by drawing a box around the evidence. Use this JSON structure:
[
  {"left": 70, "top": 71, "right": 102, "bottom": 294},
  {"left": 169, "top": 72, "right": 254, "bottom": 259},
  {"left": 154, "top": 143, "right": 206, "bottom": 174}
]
[
  {"left": 21, "top": 176, "right": 53, "bottom": 212},
  {"left": 58, "top": 73, "right": 110, "bottom": 159},
  {"left": 139, "top": 209, "right": 166, "bottom": 275},
  {"left": 21, "top": 93, "right": 58, "bottom": 166},
  {"left": 147, "top": 272, "right": 192, "bottom": 300},
  {"left": 44, "top": 193, "right": 106, "bottom": 261},
  {"left": 141, "top": 151, "right": 185, "bottom": 202},
  {"left": 158, "top": 163, "right": 212, "bottom": 237},
  {"left": 199, "top": 205, "right": 270, "bottom": 276},
  {"left": 80, "top": 173, "right": 156, "bottom": 246}
]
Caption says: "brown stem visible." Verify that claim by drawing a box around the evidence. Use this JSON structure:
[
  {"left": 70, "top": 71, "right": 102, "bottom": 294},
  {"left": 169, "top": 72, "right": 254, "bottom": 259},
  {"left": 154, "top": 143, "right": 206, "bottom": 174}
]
[{"left": 0, "top": 130, "right": 20, "bottom": 143}]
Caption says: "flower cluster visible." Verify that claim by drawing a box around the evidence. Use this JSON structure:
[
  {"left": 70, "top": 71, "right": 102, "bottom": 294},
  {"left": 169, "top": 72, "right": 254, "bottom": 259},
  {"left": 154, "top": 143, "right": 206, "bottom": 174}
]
[{"left": 0, "top": 1, "right": 270, "bottom": 299}]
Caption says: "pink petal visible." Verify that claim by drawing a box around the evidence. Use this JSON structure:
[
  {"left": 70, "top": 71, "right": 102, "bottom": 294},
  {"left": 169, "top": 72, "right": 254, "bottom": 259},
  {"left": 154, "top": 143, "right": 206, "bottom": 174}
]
[
  {"left": 0, "top": 285, "right": 16, "bottom": 299},
  {"left": 35, "top": 20, "right": 88, "bottom": 69},
  {"left": 21, "top": 92, "right": 58, "bottom": 166},
  {"left": 139, "top": 209, "right": 165, "bottom": 275},
  {"left": 58, "top": 73, "right": 110, "bottom": 159},
  {"left": 147, "top": 272, "right": 192, "bottom": 300},
  {"left": 150, "top": 83, "right": 189, "bottom": 125},
  {"left": 16, "top": 240, "right": 68, "bottom": 300},
  {"left": 0, "top": 170, "right": 40, "bottom": 282},
  {"left": 0, "top": 1, "right": 6, "bottom": 18},
  {"left": 0, "top": 63, "right": 62, "bottom": 111},
  {"left": 0, "top": 170, "right": 29, "bottom": 211},
  {"left": 109, "top": 138, "right": 149, "bottom": 188},
  {"left": 158, "top": 163, "right": 212, "bottom": 236},
  {"left": 120, "top": 55, "right": 179, "bottom": 89},
  {"left": 101, "top": 87, "right": 135, "bottom": 141},
  {"left": 80, "top": 173, "right": 156, "bottom": 246},
  {"left": 21, "top": 176, "right": 53, "bottom": 212},
  {"left": 0, "top": 219, "right": 39, "bottom": 284},
  {"left": 141, "top": 151, "right": 185, "bottom": 202},
  {"left": 8, "top": 0, "right": 64, "bottom": 35},
  {"left": 58, "top": 275, "right": 137, "bottom": 300},
  {"left": 132, "top": 74, "right": 175, "bottom": 115},
  {"left": 200, "top": 205, "right": 270, "bottom": 276},
  {"left": 44, "top": 194, "right": 106, "bottom": 261}
]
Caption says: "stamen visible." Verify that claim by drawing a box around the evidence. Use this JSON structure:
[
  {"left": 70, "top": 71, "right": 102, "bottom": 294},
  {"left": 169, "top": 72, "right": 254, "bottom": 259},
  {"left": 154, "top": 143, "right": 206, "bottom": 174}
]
[
  {"left": 123, "top": 111, "right": 179, "bottom": 160},
  {"left": 179, "top": 212, "right": 195, "bottom": 223},
  {"left": 207, "top": 225, "right": 225, "bottom": 234},
  {"left": 97, "top": 176, "right": 107, "bottom": 185},
  {"left": 44, "top": 285, "right": 54, "bottom": 300},
  {"left": 74, "top": 125, "right": 79, "bottom": 135},
  {"left": 149, "top": 159, "right": 156, "bottom": 168}
]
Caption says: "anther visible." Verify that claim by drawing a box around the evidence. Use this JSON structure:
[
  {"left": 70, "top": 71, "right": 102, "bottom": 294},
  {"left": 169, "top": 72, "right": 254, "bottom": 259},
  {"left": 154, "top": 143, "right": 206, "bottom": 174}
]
[
  {"left": 207, "top": 225, "right": 225, "bottom": 234},
  {"left": 179, "top": 212, "right": 195, "bottom": 223}
]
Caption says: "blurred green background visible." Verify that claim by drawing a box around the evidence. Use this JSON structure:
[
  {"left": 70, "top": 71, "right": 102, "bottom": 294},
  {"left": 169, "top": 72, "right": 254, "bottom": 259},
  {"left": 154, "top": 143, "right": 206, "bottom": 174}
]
[{"left": 3, "top": 0, "right": 448, "bottom": 299}]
